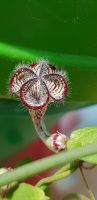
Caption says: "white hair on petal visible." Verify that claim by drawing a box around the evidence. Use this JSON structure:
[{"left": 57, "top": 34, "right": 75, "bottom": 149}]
[
  {"left": 37, "top": 58, "right": 49, "bottom": 65},
  {"left": 14, "top": 63, "right": 29, "bottom": 71}
]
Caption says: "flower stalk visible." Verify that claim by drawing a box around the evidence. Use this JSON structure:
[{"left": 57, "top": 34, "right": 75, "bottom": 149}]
[{"left": 79, "top": 166, "right": 95, "bottom": 200}]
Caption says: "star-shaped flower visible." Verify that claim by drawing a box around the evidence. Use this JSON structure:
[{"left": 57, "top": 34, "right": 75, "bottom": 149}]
[{"left": 10, "top": 60, "right": 67, "bottom": 110}]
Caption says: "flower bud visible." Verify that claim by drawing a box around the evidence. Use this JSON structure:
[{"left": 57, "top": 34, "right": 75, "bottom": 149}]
[{"left": 46, "top": 132, "right": 68, "bottom": 152}]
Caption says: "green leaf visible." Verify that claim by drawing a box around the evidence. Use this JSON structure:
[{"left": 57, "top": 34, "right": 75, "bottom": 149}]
[
  {"left": 6, "top": 183, "right": 50, "bottom": 200},
  {"left": 67, "top": 127, "right": 97, "bottom": 164},
  {"left": 63, "top": 193, "right": 89, "bottom": 200},
  {"left": 0, "top": 0, "right": 97, "bottom": 58}
]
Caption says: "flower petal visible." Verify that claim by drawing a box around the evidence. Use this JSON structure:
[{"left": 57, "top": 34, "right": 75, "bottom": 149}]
[
  {"left": 20, "top": 79, "right": 49, "bottom": 109},
  {"left": 39, "top": 63, "right": 56, "bottom": 77},
  {"left": 44, "top": 74, "right": 67, "bottom": 101},
  {"left": 10, "top": 67, "right": 36, "bottom": 93},
  {"left": 29, "top": 60, "right": 56, "bottom": 77},
  {"left": 29, "top": 63, "right": 41, "bottom": 76}
]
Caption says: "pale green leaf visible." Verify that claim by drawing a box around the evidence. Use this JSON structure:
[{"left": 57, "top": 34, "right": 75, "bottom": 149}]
[
  {"left": 67, "top": 127, "right": 97, "bottom": 164},
  {"left": 2, "top": 198, "right": 9, "bottom": 200},
  {"left": 6, "top": 183, "right": 50, "bottom": 200}
]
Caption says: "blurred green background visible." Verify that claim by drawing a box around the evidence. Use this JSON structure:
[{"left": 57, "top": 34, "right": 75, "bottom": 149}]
[{"left": 0, "top": 0, "right": 97, "bottom": 162}]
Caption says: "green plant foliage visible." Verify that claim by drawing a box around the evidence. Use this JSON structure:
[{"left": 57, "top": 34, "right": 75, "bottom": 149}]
[
  {"left": 0, "top": 0, "right": 97, "bottom": 57},
  {"left": 5, "top": 183, "right": 50, "bottom": 200},
  {"left": 63, "top": 193, "right": 89, "bottom": 200},
  {"left": 67, "top": 127, "right": 97, "bottom": 164}
]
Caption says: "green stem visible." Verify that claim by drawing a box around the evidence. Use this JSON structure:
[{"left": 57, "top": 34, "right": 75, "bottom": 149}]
[
  {"left": 36, "top": 168, "right": 75, "bottom": 187},
  {"left": 0, "top": 143, "right": 97, "bottom": 187},
  {"left": 36, "top": 162, "right": 78, "bottom": 187},
  {"left": 54, "top": 162, "right": 77, "bottom": 175},
  {"left": 79, "top": 166, "right": 95, "bottom": 200}
]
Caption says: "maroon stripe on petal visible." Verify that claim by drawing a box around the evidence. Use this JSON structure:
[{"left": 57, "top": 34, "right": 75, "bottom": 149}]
[
  {"left": 53, "top": 133, "right": 60, "bottom": 150},
  {"left": 10, "top": 67, "right": 36, "bottom": 94},
  {"left": 29, "top": 63, "right": 36, "bottom": 68},
  {"left": 44, "top": 74, "right": 67, "bottom": 102},
  {"left": 20, "top": 79, "right": 49, "bottom": 110},
  {"left": 48, "top": 64, "right": 56, "bottom": 70}
]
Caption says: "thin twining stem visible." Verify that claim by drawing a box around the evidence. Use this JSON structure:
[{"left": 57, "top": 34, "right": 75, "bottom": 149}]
[{"left": 79, "top": 166, "right": 95, "bottom": 200}]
